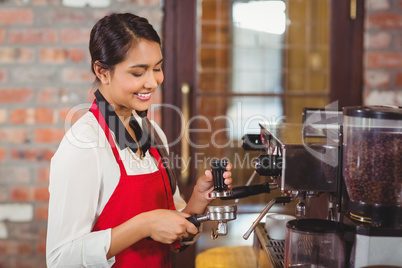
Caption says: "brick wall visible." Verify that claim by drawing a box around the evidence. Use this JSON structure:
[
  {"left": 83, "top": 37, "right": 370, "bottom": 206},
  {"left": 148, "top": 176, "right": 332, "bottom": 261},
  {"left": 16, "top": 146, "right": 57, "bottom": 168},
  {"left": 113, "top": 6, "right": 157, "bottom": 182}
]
[
  {"left": 1, "top": 0, "right": 401, "bottom": 267},
  {"left": 364, "top": 0, "right": 402, "bottom": 105},
  {"left": 0, "top": 1, "right": 162, "bottom": 267}
]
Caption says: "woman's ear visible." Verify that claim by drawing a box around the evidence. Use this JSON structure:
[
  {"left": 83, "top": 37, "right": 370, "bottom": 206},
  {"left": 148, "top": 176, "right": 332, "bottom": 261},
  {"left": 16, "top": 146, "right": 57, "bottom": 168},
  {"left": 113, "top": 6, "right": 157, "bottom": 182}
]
[{"left": 93, "top": 61, "right": 110, "bottom": 85}]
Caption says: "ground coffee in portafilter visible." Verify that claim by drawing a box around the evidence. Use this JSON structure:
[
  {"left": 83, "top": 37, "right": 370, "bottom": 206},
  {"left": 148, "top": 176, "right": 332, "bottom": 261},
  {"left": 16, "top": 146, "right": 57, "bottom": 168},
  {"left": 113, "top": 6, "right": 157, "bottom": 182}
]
[{"left": 344, "top": 131, "right": 402, "bottom": 206}]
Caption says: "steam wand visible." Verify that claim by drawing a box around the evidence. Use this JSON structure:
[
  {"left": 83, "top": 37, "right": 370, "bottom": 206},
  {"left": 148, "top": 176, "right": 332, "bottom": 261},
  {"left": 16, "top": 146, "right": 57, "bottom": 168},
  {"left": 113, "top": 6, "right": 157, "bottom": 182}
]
[{"left": 243, "top": 196, "right": 294, "bottom": 240}]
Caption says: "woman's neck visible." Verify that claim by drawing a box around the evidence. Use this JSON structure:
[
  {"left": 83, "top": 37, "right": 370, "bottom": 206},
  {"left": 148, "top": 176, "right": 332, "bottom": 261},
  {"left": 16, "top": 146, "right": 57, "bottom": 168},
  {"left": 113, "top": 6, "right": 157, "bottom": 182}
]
[{"left": 98, "top": 88, "right": 132, "bottom": 124}]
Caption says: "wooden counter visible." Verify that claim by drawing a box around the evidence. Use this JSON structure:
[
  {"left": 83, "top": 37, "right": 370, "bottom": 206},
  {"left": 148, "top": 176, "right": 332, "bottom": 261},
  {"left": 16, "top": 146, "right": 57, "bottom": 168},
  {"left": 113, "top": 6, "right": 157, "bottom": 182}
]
[{"left": 196, "top": 246, "right": 263, "bottom": 268}]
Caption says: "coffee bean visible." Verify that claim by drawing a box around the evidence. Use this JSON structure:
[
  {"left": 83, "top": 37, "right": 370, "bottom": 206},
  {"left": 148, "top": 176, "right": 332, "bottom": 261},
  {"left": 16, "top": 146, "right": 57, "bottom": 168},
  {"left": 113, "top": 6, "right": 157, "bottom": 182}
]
[{"left": 344, "top": 131, "right": 402, "bottom": 206}]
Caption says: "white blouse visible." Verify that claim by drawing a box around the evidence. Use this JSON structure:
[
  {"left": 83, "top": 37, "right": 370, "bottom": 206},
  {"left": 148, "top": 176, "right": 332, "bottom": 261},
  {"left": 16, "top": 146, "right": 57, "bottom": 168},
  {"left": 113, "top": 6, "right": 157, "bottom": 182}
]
[{"left": 46, "top": 111, "right": 187, "bottom": 267}]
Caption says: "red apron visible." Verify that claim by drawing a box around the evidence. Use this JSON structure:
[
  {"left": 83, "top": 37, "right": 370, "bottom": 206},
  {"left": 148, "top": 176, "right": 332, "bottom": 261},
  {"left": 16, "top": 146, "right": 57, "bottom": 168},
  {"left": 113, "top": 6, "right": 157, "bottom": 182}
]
[{"left": 90, "top": 100, "right": 176, "bottom": 267}]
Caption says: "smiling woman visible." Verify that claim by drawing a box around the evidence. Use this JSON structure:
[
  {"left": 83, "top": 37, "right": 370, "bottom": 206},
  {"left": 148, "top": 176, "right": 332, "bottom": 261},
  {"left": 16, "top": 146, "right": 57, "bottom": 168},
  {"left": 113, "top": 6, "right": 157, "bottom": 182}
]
[
  {"left": 93, "top": 39, "right": 164, "bottom": 119},
  {"left": 46, "top": 13, "right": 233, "bottom": 268}
]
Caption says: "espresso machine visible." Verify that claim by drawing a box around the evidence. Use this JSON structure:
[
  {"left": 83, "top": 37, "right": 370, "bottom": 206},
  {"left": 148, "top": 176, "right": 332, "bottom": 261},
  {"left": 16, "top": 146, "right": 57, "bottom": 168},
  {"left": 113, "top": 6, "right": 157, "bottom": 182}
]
[{"left": 243, "top": 106, "right": 402, "bottom": 267}]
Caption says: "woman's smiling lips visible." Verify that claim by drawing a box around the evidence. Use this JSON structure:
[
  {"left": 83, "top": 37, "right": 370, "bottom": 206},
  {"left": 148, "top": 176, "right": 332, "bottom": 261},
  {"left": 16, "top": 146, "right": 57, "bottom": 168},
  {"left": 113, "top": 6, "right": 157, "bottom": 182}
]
[{"left": 134, "top": 92, "right": 152, "bottom": 101}]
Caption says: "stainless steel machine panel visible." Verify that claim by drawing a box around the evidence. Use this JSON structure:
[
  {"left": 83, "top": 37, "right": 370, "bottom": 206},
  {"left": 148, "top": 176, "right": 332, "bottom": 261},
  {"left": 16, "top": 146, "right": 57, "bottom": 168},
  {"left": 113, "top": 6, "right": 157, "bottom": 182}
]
[{"left": 260, "top": 123, "right": 340, "bottom": 192}]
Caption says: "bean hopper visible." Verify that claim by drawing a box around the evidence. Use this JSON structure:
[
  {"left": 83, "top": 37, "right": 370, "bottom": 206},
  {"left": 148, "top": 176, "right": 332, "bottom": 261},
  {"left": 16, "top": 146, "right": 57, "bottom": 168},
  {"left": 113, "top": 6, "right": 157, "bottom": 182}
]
[{"left": 342, "top": 106, "right": 402, "bottom": 267}]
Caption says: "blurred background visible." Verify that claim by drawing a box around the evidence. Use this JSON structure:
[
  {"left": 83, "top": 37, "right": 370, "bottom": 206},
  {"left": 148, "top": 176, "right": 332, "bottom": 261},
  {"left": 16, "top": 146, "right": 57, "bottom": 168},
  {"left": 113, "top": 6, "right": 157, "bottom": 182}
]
[{"left": 0, "top": 0, "right": 401, "bottom": 267}]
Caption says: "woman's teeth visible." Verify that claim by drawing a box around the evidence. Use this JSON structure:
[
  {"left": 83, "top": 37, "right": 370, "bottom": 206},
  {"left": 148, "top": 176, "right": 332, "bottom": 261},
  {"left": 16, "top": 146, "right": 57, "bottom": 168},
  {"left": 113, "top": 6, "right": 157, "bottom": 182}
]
[{"left": 136, "top": 93, "right": 151, "bottom": 98}]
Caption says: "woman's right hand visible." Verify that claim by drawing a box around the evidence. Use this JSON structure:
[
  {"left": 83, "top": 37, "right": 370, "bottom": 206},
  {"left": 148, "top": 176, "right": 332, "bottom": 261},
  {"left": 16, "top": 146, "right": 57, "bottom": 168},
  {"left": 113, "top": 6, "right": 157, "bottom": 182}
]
[{"left": 142, "top": 209, "right": 199, "bottom": 244}]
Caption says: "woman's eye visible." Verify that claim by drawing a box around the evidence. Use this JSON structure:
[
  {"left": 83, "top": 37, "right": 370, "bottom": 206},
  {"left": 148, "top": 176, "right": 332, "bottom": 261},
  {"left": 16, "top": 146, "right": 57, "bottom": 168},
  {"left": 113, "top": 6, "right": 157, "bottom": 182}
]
[
  {"left": 153, "top": 68, "right": 161, "bottom": 72},
  {"left": 131, "top": 73, "right": 143, "bottom": 77}
]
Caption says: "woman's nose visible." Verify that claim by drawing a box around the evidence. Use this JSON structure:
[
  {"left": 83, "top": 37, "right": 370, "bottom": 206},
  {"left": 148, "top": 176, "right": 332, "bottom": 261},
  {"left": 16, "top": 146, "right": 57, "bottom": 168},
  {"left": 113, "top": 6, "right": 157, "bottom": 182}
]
[{"left": 144, "top": 71, "right": 159, "bottom": 88}]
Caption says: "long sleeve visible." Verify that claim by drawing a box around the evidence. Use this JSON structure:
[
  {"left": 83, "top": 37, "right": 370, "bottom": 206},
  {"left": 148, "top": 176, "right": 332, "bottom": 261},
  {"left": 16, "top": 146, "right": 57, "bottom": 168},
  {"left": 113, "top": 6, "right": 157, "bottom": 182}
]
[{"left": 46, "top": 124, "right": 115, "bottom": 267}]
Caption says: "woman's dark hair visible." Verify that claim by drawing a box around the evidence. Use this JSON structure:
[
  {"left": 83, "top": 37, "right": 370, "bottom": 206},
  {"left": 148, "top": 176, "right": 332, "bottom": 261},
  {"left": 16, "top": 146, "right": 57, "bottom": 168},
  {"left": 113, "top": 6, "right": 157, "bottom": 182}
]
[
  {"left": 89, "top": 12, "right": 161, "bottom": 80},
  {"left": 90, "top": 13, "right": 177, "bottom": 194}
]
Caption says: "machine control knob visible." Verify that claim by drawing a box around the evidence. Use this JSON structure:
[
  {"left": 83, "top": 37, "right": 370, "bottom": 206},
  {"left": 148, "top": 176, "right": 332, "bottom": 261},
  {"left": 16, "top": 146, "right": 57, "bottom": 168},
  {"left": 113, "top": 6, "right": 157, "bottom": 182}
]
[{"left": 255, "top": 154, "right": 282, "bottom": 176}]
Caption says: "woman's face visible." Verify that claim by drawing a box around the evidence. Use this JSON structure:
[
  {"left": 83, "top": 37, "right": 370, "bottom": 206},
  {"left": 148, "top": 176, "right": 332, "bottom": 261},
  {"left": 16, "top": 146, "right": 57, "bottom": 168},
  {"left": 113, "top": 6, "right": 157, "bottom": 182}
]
[{"left": 99, "top": 39, "right": 164, "bottom": 117}]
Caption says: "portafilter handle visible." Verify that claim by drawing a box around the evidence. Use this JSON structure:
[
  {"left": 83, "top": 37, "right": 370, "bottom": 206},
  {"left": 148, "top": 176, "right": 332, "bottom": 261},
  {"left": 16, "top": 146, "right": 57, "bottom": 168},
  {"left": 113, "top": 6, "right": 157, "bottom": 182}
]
[
  {"left": 185, "top": 214, "right": 205, "bottom": 227},
  {"left": 220, "top": 182, "right": 277, "bottom": 200}
]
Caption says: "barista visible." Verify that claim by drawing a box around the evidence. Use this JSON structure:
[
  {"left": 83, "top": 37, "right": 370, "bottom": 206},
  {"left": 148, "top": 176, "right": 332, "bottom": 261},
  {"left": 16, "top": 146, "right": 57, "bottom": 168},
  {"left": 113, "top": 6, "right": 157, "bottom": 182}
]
[{"left": 46, "top": 13, "right": 233, "bottom": 267}]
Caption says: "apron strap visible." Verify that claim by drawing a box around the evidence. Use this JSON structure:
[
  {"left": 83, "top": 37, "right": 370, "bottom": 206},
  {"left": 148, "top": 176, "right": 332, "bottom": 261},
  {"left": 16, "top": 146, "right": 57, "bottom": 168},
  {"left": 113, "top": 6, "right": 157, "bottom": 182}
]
[
  {"left": 90, "top": 100, "right": 128, "bottom": 177},
  {"left": 91, "top": 100, "right": 175, "bottom": 211},
  {"left": 148, "top": 147, "right": 176, "bottom": 211}
]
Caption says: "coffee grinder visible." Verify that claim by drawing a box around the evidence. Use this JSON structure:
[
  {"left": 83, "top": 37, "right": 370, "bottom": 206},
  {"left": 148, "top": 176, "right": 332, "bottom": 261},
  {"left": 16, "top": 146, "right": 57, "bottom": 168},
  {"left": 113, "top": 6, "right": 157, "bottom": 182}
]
[{"left": 342, "top": 106, "right": 402, "bottom": 267}]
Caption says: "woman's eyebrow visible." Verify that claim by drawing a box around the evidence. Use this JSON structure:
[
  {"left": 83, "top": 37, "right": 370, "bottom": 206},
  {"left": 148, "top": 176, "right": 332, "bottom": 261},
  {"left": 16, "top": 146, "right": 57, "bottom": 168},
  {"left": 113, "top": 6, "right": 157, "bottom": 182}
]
[
  {"left": 129, "top": 58, "right": 164, "bottom": 69},
  {"left": 155, "top": 58, "right": 164, "bottom": 65}
]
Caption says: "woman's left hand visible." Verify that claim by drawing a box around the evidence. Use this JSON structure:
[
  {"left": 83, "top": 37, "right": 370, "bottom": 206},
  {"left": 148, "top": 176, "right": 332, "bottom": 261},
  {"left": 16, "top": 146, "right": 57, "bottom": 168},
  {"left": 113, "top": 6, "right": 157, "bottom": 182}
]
[
  {"left": 182, "top": 162, "right": 233, "bottom": 216},
  {"left": 195, "top": 162, "right": 233, "bottom": 200}
]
